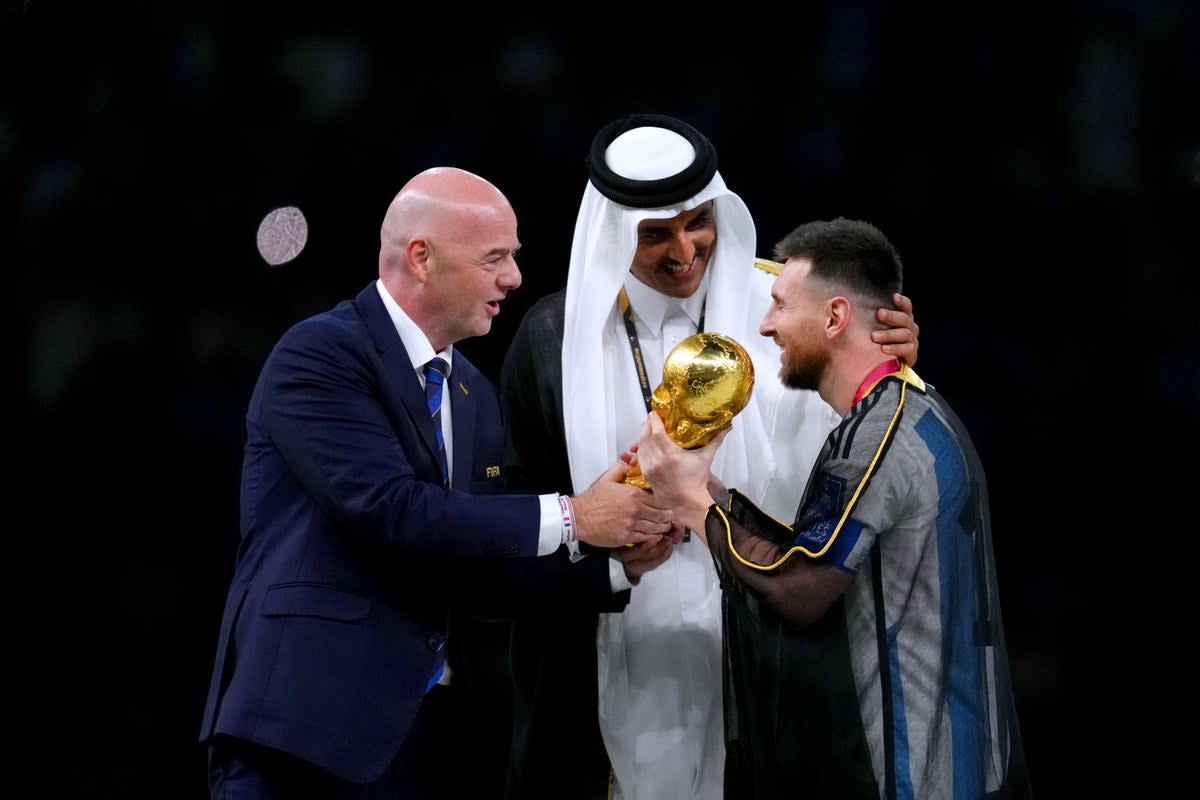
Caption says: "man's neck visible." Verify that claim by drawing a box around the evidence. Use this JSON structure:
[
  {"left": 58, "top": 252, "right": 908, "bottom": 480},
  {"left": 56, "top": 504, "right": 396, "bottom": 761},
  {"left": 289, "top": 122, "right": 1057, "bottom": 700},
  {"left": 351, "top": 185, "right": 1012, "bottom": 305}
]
[{"left": 850, "top": 357, "right": 904, "bottom": 409}]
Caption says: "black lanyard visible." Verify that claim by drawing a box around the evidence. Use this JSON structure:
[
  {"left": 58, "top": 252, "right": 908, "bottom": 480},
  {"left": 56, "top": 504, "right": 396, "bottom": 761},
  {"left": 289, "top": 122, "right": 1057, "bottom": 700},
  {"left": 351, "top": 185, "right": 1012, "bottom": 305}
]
[{"left": 618, "top": 286, "right": 706, "bottom": 413}]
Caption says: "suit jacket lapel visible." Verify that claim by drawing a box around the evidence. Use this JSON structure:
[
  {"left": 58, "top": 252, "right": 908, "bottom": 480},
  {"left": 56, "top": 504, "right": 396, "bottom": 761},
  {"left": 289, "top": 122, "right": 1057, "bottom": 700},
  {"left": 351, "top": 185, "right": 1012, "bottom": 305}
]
[
  {"left": 355, "top": 282, "right": 443, "bottom": 465},
  {"left": 449, "top": 369, "right": 475, "bottom": 489},
  {"left": 391, "top": 347, "right": 443, "bottom": 463}
]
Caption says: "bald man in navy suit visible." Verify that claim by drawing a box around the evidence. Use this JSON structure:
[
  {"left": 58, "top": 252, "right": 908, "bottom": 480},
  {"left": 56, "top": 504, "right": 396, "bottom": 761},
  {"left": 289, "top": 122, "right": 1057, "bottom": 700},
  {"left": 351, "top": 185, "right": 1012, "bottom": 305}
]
[{"left": 199, "top": 167, "right": 684, "bottom": 799}]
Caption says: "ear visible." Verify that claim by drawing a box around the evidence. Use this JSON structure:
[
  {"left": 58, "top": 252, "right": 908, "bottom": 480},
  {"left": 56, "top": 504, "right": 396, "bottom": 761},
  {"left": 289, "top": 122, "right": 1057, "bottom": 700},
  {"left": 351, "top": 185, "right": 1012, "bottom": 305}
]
[
  {"left": 406, "top": 238, "right": 431, "bottom": 283},
  {"left": 825, "top": 296, "right": 852, "bottom": 340}
]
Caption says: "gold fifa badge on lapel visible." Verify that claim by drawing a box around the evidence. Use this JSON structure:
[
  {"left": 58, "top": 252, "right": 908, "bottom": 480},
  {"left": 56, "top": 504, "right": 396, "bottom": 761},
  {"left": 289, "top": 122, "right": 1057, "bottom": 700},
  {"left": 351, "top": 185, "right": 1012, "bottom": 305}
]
[
  {"left": 485, "top": 466, "right": 501, "bottom": 478},
  {"left": 459, "top": 382, "right": 469, "bottom": 395}
]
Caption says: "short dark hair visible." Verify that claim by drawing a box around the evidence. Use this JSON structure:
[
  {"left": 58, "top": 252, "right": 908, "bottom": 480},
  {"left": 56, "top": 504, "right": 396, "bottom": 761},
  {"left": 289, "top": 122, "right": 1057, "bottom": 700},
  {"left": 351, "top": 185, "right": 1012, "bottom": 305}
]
[{"left": 772, "top": 218, "right": 903, "bottom": 308}]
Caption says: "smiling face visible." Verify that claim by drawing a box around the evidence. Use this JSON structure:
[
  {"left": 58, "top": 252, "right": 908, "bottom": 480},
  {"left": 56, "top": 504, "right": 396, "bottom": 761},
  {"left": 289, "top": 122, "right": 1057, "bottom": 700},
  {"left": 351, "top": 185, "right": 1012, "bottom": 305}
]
[
  {"left": 759, "top": 257, "right": 830, "bottom": 392},
  {"left": 628, "top": 201, "right": 717, "bottom": 299},
  {"left": 381, "top": 168, "right": 524, "bottom": 352},
  {"left": 422, "top": 202, "right": 522, "bottom": 348}
]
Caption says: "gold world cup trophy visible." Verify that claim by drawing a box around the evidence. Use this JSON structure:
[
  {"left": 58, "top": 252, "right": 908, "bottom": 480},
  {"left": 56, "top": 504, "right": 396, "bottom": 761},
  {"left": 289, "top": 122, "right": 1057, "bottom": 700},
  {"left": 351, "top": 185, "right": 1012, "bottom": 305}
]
[{"left": 624, "top": 331, "right": 755, "bottom": 491}]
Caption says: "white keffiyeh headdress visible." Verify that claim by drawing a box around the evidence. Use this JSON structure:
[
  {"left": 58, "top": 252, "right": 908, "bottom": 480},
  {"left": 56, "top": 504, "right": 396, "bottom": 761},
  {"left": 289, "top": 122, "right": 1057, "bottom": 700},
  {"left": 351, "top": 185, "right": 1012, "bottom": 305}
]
[{"left": 561, "top": 114, "right": 837, "bottom": 517}]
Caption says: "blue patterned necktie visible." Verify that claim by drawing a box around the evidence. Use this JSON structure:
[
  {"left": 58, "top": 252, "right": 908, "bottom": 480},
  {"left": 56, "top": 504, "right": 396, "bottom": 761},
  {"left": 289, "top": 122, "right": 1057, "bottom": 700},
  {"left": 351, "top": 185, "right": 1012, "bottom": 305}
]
[
  {"left": 423, "top": 357, "right": 450, "bottom": 693},
  {"left": 424, "top": 357, "right": 449, "bottom": 487}
]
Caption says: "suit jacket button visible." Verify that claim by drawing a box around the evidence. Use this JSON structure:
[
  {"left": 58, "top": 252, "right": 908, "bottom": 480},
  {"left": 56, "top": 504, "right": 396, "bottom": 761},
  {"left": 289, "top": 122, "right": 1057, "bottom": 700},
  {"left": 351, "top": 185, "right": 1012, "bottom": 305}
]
[{"left": 509, "top": 544, "right": 520, "bottom": 554}]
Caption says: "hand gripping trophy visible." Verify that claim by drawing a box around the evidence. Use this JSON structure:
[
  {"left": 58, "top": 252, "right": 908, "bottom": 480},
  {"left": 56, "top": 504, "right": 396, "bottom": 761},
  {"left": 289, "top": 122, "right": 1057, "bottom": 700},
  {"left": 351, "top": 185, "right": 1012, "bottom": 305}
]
[{"left": 624, "top": 331, "right": 755, "bottom": 490}]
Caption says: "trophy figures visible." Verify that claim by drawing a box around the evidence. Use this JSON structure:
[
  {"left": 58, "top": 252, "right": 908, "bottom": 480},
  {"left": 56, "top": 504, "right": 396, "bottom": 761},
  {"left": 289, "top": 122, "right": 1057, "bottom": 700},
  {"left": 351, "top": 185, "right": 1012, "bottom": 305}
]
[{"left": 625, "top": 331, "right": 755, "bottom": 490}]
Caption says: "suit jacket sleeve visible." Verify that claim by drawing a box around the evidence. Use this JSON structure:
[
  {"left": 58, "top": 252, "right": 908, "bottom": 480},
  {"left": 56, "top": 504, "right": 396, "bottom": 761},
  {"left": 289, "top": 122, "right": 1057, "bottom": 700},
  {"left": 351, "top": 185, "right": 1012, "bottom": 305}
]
[{"left": 255, "top": 310, "right": 540, "bottom": 559}]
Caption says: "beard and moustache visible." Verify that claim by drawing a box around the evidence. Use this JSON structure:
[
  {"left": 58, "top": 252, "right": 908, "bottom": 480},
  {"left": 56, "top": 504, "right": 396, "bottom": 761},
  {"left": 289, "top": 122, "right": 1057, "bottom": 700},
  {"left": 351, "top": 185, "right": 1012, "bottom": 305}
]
[{"left": 779, "top": 338, "right": 829, "bottom": 393}]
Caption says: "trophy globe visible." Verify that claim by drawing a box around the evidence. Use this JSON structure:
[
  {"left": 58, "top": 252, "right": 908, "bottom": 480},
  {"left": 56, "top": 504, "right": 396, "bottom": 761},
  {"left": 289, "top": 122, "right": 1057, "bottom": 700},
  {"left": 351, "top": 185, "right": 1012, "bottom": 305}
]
[{"left": 625, "top": 331, "right": 755, "bottom": 490}]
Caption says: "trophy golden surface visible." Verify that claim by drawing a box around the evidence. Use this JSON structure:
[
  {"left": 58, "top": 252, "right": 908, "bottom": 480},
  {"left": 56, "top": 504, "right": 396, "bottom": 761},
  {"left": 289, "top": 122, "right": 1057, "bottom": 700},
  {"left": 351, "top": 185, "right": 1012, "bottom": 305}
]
[{"left": 625, "top": 331, "right": 755, "bottom": 490}]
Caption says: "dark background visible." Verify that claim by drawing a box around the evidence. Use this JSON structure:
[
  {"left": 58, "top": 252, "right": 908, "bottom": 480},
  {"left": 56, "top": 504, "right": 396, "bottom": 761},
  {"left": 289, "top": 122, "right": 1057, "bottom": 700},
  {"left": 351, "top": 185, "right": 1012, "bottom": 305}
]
[{"left": 12, "top": 3, "right": 1198, "bottom": 797}]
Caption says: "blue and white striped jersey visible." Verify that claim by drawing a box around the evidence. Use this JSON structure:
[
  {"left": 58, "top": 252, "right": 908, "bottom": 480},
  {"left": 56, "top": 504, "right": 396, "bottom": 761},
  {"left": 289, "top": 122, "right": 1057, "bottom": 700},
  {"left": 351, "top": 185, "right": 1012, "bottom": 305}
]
[{"left": 709, "top": 368, "right": 1030, "bottom": 800}]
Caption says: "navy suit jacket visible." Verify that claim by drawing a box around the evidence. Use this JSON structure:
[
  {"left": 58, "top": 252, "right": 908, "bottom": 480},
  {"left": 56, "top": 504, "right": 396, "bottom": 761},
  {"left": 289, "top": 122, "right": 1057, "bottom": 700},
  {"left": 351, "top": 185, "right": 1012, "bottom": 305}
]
[{"left": 199, "top": 282, "right": 628, "bottom": 783}]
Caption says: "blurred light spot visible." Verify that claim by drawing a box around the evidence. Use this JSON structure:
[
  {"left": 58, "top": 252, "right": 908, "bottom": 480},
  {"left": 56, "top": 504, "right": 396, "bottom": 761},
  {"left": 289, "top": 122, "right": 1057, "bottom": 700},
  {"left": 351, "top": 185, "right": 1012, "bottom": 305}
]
[{"left": 256, "top": 206, "right": 308, "bottom": 266}]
